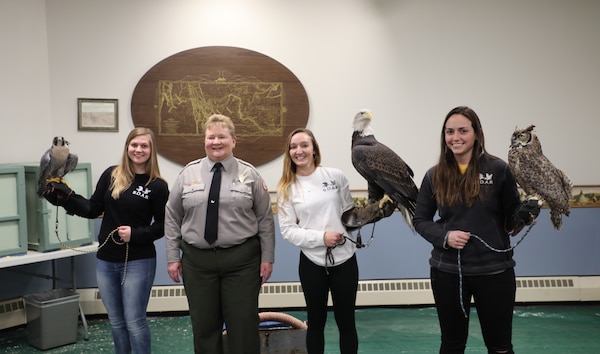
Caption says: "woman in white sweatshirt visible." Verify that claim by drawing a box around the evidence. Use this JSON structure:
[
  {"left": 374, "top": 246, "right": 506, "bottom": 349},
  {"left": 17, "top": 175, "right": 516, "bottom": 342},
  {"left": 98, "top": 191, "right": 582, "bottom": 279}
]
[{"left": 277, "top": 128, "right": 392, "bottom": 354}]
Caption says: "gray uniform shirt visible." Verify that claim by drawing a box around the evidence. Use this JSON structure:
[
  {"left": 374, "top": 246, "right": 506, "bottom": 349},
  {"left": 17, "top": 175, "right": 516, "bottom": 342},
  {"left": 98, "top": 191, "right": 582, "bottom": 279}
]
[{"left": 165, "top": 154, "right": 275, "bottom": 263}]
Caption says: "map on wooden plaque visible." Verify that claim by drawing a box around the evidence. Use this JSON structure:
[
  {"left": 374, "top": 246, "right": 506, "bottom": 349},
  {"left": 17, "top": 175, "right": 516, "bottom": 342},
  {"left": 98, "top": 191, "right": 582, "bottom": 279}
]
[{"left": 131, "top": 46, "right": 309, "bottom": 167}]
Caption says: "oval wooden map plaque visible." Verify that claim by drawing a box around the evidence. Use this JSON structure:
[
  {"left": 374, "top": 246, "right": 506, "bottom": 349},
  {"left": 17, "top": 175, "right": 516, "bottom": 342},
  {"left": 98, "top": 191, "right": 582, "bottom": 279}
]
[{"left": 131, "top": 46, "right": 309, "bottom": 167}]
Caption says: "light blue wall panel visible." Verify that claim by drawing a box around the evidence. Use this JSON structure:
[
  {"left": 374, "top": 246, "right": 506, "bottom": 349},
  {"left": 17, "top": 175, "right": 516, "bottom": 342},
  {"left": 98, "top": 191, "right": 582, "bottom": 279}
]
[{"left": 1, "top": 208, "right": 598, "bottom": 301}]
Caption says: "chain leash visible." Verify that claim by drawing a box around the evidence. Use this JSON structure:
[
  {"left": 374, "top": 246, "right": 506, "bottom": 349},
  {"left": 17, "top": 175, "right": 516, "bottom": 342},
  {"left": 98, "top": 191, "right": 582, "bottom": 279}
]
[
  {"left": 54, "top": 206, "right": 129, "bottom": 285},
  {"left": 457, "top": 222, "right": 536, "bottom": 318}
]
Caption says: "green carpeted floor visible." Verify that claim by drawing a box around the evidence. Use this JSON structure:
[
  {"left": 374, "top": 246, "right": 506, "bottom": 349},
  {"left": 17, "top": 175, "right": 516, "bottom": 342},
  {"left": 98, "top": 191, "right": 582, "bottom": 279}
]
[{"left": 1, "top": 305, "right": 599, "bottom": 353}]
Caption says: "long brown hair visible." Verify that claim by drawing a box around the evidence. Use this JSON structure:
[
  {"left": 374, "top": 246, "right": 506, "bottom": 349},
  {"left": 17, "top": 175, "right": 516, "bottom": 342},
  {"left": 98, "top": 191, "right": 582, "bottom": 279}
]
[
  {"left": 433, "top": 106, "right": 487, "bottom": 207},
  {"left": 110, "top": 127, "right": 165, "bottom": 199},
  {"left": 276, "top": 128, "right": 322, "bottom": 204}
]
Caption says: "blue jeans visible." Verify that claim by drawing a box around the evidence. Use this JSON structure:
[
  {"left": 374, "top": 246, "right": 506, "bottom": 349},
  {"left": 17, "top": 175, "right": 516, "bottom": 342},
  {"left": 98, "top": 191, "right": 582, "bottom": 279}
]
[{"left": 96, "top": 257, "right": 156, "bottom": 354}]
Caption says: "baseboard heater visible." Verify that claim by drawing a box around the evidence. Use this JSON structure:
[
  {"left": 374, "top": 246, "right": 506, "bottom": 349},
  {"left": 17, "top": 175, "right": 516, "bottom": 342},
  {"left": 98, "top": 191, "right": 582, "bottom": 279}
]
[{"left": 2, "top": 276, "right": 599, "bottom": 330}]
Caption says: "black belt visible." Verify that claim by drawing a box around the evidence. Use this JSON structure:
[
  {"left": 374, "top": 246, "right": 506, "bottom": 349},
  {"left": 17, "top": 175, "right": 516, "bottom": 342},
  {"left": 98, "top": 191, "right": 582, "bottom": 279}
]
[{"left": 187, "top": 236, "right": 257, "bottom": 251}]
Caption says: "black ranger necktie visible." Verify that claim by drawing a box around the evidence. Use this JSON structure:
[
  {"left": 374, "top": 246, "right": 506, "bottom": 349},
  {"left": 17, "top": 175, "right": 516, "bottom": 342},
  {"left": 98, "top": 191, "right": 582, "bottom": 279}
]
[{"left": 204, "top": 162, "right": 222, "bottom": 244}]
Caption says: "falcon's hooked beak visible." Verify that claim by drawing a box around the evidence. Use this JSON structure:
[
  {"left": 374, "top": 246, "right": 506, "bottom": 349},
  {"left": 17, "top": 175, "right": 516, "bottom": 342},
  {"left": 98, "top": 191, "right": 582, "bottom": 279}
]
[{"left": 52, "top": 136, "right": 69, "bottom": 147}]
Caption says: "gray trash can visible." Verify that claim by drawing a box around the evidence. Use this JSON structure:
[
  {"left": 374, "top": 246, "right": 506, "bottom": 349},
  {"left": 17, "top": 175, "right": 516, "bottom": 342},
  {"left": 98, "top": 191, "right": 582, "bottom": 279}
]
[{"left": 23, "top": 288, "right": 80, "bottom": 350}]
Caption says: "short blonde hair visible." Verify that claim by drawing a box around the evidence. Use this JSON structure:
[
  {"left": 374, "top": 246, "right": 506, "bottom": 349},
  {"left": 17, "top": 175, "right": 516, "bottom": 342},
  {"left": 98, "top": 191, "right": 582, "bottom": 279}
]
[{"left": 205, "top": 114, "right": 236, "bottom": 137}]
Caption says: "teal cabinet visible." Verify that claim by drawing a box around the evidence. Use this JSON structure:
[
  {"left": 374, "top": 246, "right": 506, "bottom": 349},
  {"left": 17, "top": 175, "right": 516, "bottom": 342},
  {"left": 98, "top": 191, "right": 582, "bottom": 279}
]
[
  {"left": 23, "top": 162, "right": 95, "bottom": 252},
  {"left": 0, "top": 165, "right": 28, "bottom": 257}
]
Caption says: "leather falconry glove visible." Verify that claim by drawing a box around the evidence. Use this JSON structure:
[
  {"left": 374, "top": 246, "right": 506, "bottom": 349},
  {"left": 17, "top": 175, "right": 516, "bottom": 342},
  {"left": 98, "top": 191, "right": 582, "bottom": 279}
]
[
  {"left": 341, "top": 197, "right": 396, "bottom": 229},
  {"left": 41, "top": 181, "right": 73, "bottom": 207}
]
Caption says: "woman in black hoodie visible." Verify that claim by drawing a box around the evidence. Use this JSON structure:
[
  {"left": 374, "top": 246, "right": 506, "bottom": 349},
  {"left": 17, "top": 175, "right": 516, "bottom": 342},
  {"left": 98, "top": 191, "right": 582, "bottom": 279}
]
[{"left": 413, "top": 106, "right": 539, "bottom": 354}]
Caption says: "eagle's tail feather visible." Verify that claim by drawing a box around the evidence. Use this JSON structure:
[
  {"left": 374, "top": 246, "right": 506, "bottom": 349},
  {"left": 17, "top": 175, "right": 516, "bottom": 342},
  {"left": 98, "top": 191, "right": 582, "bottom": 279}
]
[{"left": 397, "top": 205, "right": 416, "bottom": 233}]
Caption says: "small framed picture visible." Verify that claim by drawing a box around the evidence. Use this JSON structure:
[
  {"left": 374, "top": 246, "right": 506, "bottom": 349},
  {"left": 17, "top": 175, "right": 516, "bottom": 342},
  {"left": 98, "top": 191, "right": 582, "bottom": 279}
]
[{"left": 77, "top": 98, "right": 119, "bottom": 132}]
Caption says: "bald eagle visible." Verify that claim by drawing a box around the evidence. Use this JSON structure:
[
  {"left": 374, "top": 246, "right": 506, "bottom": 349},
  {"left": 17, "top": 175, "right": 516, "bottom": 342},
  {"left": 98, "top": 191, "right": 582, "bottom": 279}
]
[{"left": 352, "top": 109, "right": 418, "bottom": 231}]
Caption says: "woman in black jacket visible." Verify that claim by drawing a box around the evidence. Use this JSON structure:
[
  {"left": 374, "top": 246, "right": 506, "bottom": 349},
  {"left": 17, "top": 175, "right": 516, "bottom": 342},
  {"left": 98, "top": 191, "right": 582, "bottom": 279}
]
[
  {"left": 413, "top": 106, "right": 539, "bottom": 354},
  {"left": 43, "top": 127, "right": 169, "bottom": 354}
]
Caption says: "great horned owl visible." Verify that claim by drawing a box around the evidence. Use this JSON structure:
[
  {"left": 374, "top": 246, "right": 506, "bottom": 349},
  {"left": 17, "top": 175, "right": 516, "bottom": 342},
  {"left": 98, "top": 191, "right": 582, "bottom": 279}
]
[{"left": 508, "top": 125, "right": 572, "bottom": 230}]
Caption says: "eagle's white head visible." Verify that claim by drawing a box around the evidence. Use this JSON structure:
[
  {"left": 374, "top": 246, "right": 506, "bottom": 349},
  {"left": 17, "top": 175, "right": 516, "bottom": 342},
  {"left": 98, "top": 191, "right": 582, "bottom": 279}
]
[{"left": 352, "top": 109, "right": 374, "bottom": 137}]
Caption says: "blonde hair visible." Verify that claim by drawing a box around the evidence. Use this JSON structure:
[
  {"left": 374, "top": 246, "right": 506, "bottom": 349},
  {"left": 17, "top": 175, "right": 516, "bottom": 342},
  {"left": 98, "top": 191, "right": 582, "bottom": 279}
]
[
  {"left": 276, "top": 128, "right": 321, "bottom": 204},
  {"left": 205, "top": 114, "right": 236, "bottom": 137},
  {"left": 110, "top": 127, "right": 165, "bottom": 199}
]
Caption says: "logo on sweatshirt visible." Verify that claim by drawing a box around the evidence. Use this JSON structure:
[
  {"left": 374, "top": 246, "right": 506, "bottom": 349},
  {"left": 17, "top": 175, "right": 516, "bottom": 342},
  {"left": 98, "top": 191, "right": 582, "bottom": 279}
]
[
  {"left": 479, "top": 173, "right": 493, "bottom": 185},
  {"left": 133, "top": 185, "right": 151, "bottom": 199},
  {"left": 321, "top": 180, "right": 339, "bottom": 191}
]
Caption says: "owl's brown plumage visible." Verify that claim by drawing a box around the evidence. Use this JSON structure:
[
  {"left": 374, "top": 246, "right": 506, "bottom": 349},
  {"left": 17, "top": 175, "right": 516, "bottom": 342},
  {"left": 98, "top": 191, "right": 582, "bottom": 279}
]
[{"left": 508, "top": 125, "right": 572, "bottom": 230}]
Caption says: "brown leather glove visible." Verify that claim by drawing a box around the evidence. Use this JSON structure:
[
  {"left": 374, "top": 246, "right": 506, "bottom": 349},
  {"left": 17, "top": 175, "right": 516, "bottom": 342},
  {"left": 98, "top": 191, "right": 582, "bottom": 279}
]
[{"left": 341, "top": 198, "right": 396, "bottom": 229}]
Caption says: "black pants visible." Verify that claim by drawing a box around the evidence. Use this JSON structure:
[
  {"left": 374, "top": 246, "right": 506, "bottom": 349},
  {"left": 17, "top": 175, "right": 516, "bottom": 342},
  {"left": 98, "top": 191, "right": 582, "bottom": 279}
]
[
  {"left": 181, "top": 237, "right": 261, "bottom": 354},
  {"left": 431, "top": 267, "right": 516, "bottom": 354},
  {"left": 299, "top": 251, "right": 358, "bottom": 354}
]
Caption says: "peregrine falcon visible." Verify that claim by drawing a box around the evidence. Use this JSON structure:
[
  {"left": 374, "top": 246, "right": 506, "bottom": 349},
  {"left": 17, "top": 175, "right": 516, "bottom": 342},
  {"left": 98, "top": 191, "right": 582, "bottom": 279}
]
[{"left": 37, "top": 136, "right": 78, "bottom": 197}]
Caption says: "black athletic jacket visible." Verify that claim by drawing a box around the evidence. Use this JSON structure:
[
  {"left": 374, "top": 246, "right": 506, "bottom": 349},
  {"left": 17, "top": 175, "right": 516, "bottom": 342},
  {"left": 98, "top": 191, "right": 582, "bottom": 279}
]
[{"left": 413, "top": 154, "right": 522, "bottom": 275}]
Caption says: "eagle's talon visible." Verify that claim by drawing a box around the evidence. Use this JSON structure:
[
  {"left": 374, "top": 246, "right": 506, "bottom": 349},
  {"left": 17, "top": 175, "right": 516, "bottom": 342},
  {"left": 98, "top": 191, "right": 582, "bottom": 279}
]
[{"left": 379, "top": 195, "right": 393, "bottom": 209}]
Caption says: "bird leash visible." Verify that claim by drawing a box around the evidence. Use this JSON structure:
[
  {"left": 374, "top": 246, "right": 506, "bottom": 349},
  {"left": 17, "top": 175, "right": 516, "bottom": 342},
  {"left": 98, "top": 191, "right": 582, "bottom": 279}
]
[
  {"left": 53, "top": 207, "right": 129, "bottom": 285},
  {"left": 323, "top": 223, "right": 378, "bottom": 275},
  {"left": 456, "top": 222, "right": 536, "bottom": 318},
  {"left": 52, "top": 208, "right": 96, "bottom": 254},
  {"left": 343, "top": 221, "right": 378, "bottom": 249}
]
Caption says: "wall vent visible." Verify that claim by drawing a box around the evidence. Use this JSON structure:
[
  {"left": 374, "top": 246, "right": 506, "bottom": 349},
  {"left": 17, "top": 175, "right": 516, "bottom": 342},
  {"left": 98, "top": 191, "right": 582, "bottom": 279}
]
[
  {"left": 260, "top": 283, "right": 303, "bottom": 295},
  {"left": 514, "top": 276, "right": 582, "bottom": 302},
  {"left": 2, "top": 276, "right": 599, "bottom": 331},
  {"left": 0, "top": 298, "right": 26, "bottom": 330},
  {"left": 152, "top": 286, "right": 186, "bottom": 298},
  {"left": 517, "top": 277, "right": 574, "bottom": 288},
  {"left": 91, "top": 286, "right": 191, "bottom": 313},
  {"left": 355, "top": 279, "right": 434, "bottom": 306},
  {"left": 0, "top": 298, "right": 24, "bottom": 314}
]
